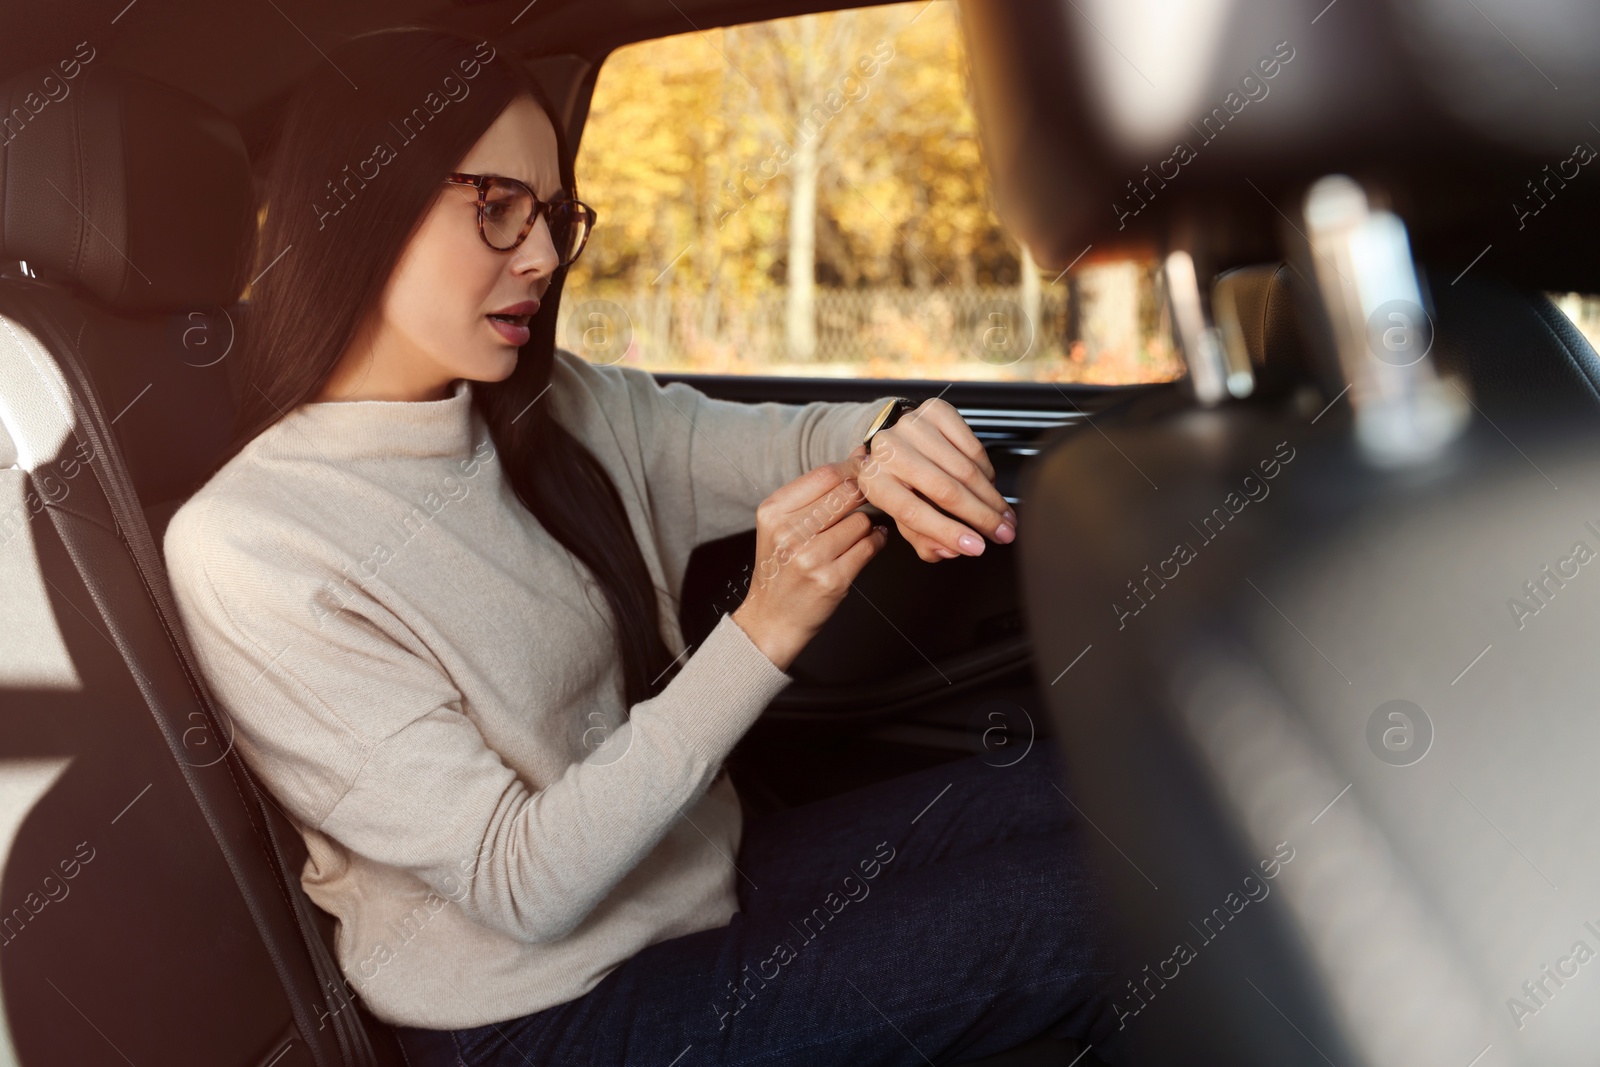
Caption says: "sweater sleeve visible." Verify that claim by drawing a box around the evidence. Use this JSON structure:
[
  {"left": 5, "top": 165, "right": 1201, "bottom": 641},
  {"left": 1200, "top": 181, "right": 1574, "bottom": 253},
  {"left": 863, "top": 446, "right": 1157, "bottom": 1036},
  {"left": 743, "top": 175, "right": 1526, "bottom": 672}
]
[
  {"left": 552, "top": 349, "right": 901, "bottom": 550},
  {"left": 165, "top": 502, "right": 794, "bottom": 946}
]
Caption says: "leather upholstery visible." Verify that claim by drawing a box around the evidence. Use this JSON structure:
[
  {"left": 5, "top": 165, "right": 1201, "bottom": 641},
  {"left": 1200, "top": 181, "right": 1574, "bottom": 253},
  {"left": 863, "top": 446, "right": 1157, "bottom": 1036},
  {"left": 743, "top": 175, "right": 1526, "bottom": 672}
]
[
  {"left": 0, "top": 63, "right": 254, "bottom": 312},
  {"left": 0, "top": 65, "right": 400, "bottom": 1066},
  {"left": 1212, "top": 262, "right": 1322, "bottom": 399},
  {"left": 1431, "top": 274, "right": 1600, "bottom": 417},
  {"left": 0, "top": 272, "right": 240, "bottom": 516},
  {"left": 1214, "top": 262, "right": 1600, "bottom": 417},
  {"left": 1025, "top": 262, "right": 1600, "bottom": 1065}
]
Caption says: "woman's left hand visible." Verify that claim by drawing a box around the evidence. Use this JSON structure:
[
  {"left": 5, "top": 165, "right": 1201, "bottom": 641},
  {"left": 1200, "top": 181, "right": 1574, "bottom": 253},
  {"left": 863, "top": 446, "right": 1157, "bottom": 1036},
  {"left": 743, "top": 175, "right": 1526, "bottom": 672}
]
[{"left": 846, "top": 398, "right": 1017, "bottom": 563}]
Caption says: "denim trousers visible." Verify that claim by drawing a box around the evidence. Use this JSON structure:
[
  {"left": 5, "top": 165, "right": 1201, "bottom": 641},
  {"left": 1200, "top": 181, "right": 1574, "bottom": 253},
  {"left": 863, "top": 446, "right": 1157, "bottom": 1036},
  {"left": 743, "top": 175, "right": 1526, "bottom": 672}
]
[{"left": 390, "top": 743, "right": 1127, "bottom": 1067}]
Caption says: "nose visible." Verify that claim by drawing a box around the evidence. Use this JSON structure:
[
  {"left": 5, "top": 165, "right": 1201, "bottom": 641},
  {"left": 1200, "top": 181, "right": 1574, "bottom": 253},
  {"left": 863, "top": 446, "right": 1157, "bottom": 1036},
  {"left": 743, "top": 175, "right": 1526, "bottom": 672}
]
[{"left": 509, "top": 213, "right": 560, "bottom": 278}]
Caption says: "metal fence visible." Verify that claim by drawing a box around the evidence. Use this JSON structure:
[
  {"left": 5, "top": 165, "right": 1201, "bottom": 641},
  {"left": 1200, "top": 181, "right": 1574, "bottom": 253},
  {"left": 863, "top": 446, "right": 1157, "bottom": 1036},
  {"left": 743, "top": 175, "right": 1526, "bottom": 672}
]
[
  {"left": 557, "top": 275, "right": 1184, "bottom": 384},
  {"left": 555, "top": 285, "right": 1600, "bottom": 385}
]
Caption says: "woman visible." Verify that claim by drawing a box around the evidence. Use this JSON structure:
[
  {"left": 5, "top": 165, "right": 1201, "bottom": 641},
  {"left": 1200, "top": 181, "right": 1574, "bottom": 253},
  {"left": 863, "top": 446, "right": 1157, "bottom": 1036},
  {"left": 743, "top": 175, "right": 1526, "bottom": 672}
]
[{"left": 164, "top": 26, "right": 1125, "bottom": 1067}]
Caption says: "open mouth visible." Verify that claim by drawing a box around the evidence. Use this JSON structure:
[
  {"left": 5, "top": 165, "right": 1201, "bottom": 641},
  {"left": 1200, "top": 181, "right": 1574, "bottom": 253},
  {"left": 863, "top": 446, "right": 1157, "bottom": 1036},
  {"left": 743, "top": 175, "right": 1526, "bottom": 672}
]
[{"left": 485, "top": 312, "right": 534, "bottom": 345}]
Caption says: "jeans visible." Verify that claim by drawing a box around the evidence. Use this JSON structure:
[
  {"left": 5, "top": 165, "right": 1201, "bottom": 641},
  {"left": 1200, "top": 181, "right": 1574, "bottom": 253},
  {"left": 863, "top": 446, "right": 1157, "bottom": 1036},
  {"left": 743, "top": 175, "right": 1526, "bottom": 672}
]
[{"left": 391, "top": 743, "right": 1126, "bottom": 1066}]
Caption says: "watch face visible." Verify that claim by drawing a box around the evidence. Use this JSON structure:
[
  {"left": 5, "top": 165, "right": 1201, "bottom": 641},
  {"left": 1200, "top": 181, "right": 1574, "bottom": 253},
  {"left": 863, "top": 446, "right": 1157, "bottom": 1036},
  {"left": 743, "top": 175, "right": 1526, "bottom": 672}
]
[
  {"left": 865, "top": 398, "right": 912, "bottom": 447},
  {"left": 866, "top": 400, "right": 896, "bottom": 439}
]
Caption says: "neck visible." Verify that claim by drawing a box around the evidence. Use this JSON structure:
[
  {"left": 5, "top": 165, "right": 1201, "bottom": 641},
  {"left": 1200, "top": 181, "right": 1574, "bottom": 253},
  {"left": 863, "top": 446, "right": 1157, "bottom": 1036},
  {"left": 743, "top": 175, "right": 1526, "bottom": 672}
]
[{"left": 317, "top": 327, "right": 454, "bottom": 402}]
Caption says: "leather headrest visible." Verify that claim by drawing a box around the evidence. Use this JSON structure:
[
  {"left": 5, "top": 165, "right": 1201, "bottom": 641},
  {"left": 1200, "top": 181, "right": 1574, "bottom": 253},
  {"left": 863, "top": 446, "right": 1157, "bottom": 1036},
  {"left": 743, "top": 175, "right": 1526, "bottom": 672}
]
[
  {"left": 1430, "top": 275, "right": 1600, "bottom": 418},
  {"left": 1213, "top": 261, "right": 1600, "bottom": 418},
  {"left": 1212, "top": 262, "right": 1321, "bottom": 397},
  {"left": 0, "top": 61, "right": 253, "bottom": 312}
]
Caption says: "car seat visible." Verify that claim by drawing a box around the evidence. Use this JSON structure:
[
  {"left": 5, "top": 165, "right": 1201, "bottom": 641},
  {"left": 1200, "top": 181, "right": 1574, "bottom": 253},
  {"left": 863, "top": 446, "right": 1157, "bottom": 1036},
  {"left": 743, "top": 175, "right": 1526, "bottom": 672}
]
[{"left": 0, "top": 61, "right": 399, "bottom": 1066}]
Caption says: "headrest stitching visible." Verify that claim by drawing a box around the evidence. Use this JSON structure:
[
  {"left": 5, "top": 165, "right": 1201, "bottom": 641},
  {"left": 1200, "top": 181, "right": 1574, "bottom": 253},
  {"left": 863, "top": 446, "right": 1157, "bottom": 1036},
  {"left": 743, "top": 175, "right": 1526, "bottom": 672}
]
[
  {"left": 66, "top": 85, "right": 87, "bottom": 285},
  {"left": 1526, "top": 297, "right": 1600, "bottom": 407}
]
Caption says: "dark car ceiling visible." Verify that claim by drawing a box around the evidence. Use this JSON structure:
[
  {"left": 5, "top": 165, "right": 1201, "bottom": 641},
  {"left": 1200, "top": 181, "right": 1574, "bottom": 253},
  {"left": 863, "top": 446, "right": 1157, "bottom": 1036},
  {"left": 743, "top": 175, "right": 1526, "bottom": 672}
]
[
  {"left": 10, "top": 0, "right": 1598, "bottom": 290},
  {"left": 2, "top": 0, "right": 880, "bottom": 160}
]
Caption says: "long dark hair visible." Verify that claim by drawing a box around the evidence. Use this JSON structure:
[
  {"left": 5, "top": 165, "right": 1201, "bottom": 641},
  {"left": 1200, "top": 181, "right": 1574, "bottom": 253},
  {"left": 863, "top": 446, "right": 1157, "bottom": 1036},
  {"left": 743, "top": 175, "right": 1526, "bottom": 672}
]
[{"left": 215, "top": 26, "right": 680, "bottom": 709}]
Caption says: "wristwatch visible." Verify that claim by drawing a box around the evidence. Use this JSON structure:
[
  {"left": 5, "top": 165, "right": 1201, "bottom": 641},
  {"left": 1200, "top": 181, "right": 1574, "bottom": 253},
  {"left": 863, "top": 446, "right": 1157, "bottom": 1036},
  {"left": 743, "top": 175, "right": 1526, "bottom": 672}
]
[{"left": 861, "top": 396, "right": 916, "bottom": 451}]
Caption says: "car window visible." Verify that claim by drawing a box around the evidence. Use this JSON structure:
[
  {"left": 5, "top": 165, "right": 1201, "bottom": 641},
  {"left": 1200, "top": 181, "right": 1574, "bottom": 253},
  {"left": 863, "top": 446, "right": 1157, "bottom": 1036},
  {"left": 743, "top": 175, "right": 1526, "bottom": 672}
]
[{"left": 559, "top": 1, "right": 1182, "bottom": 386}]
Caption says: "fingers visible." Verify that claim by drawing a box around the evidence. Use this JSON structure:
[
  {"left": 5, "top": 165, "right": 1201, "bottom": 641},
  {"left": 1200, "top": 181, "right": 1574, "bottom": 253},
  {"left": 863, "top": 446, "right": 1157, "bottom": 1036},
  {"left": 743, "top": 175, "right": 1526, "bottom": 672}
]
[
  {"left": 753, "top": 465, "right": 873, "bottom": 584},
  {"left": 771, "top": 472, "right": 867, "bottom": 548},
  {"left": 897, "top": 398, "right": 996, "bottom": 482},
  {"left": 892, "top": 399, "right": 1006, "bottom": 525},
  {"left": 857, "top": 400, "right": 1013, "bottom": 559},
  {"left": 902, "top": 525, "right": 970, "bottom": 565},
  {"left": 759, "top": 466, "right": 861, "bottom": 550},
  {"left": 849, "top": 443, "right": 949, "bottom": 562},
  {"left": 756, "top": 507, "right": 886, "bottom": 590},
  {"left": 793, "top": 509, "right": 877, "bottom": 574},
  {"left": 861, "top": 450, "right": 1004, "bottom": 558},
  {"left": 869, "top": 475, "right": 970, "bottom": 560},
  {"left": 835, "top": 518, "right": 891, "bottom": 577},
  {"left": 904, "top": 428, "right": 1013, "bottom": 532},
  {"left": 894, "top": 526, "right": 951, "bottom": 564},
  {"left": 764, "top": 460, "right": 855, "bottom": 512},
  {"left": 844, "top": 442, "right": 870, "bottom": 480}
]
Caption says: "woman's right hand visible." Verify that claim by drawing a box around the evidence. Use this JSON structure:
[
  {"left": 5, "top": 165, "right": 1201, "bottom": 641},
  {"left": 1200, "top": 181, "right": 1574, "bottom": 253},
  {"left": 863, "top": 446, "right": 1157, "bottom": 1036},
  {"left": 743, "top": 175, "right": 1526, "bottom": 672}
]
[{"left": 731, "top": 462, "right": 890, "bottom": 672}]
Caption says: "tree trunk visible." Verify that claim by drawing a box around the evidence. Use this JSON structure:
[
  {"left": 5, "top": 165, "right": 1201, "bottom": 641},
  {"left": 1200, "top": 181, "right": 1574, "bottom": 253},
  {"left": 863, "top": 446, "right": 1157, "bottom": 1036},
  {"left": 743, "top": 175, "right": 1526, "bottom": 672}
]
[
  {"left": 1077, "top": 261, "right": 1141, "bottom": 370},
  {"left": 1020, "top": 242, "right": 1041, "bottom": 353},
  {"left": 784, "top": 116, "right": 819, "bottom": 362}
]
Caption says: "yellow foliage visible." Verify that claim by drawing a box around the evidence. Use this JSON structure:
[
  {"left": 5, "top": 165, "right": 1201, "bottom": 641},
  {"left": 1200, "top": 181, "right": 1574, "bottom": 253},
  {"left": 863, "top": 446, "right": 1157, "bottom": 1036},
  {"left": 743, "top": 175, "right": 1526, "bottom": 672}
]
[{"left": 563, "top": 1, "right": 1184, "bottom": 385}]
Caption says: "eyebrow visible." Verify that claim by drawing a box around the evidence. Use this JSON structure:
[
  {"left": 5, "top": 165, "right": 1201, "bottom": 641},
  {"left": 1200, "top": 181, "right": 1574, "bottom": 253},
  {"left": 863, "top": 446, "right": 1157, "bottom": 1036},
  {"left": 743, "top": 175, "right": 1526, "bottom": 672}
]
[{"left": 482, "top": 171, "right": 565, "bottom": 200}]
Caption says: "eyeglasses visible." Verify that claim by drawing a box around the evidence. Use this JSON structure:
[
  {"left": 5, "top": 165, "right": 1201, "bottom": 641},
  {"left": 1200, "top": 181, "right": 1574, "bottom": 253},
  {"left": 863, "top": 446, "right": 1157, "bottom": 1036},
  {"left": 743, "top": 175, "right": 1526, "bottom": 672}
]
[{"left": 442, "top": 172, "right": 597, "bottom": 264}]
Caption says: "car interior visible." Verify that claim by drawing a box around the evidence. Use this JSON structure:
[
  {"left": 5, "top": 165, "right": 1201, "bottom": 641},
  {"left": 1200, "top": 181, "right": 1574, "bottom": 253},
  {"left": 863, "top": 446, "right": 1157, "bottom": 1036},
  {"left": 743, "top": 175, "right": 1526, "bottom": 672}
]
[{"left": 2, "top": 0, "right": 1598, "bottom": 1065}]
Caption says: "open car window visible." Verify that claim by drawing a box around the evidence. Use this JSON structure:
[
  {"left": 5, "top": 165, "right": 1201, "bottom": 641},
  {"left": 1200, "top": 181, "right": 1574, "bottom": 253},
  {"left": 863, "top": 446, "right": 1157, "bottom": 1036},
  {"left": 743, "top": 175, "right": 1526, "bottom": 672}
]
[{"left": 559, "top": 1, "right": 1183, "bottom": 386}]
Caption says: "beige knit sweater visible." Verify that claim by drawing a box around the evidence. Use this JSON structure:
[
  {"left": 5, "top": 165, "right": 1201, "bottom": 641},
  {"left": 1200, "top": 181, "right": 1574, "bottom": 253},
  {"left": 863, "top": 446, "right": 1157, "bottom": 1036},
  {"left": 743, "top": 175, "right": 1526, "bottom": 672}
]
[{"left": 163, "top": 348, "right": 894, "bottom": 1029}]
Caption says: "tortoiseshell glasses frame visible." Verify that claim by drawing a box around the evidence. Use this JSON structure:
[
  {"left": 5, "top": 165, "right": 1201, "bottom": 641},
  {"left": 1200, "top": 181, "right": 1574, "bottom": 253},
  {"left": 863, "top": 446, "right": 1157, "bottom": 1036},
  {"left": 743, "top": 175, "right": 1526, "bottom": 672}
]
[{"left": 442, "top": 172, "right": 596, "bottom": 263}]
